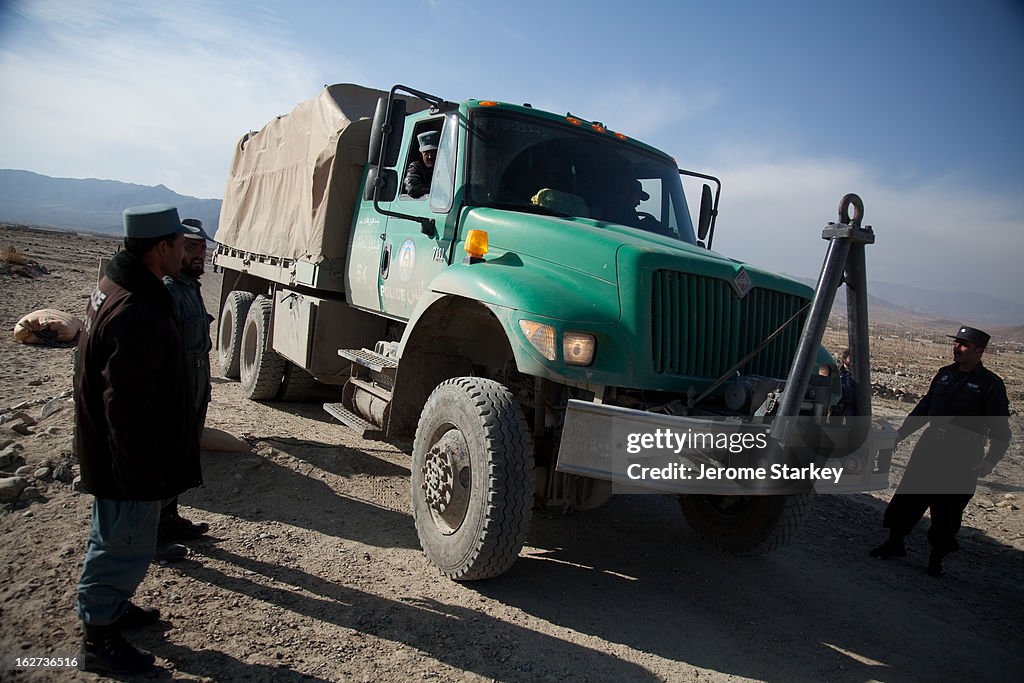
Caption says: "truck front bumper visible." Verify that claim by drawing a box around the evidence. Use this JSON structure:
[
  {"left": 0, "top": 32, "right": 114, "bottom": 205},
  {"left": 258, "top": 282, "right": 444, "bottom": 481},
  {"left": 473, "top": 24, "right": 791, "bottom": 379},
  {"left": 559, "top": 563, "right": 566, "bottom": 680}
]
[{"left": 556, "top": 399, "right": 895, "bottom": 495}]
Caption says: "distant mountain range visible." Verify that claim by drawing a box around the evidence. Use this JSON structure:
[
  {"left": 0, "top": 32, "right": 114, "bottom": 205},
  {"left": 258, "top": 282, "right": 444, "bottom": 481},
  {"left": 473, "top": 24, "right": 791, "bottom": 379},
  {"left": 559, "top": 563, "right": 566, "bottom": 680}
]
[
  {"left": 1, "top": 169, "right": 1021, "bottom": 328},
  {"left": 787, "top": 275, "right": 1023, "bottom": 330},
  {"left": 0, "top": 169, "right": 221, "bottom": 237}
]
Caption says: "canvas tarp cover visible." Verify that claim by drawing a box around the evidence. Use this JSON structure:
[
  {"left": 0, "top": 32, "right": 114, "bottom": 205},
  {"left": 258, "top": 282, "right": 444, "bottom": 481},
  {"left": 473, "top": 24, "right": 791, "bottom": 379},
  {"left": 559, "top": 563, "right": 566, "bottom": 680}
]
[{"left": 218, "top": 83, "right": 395, "bottom": 264}]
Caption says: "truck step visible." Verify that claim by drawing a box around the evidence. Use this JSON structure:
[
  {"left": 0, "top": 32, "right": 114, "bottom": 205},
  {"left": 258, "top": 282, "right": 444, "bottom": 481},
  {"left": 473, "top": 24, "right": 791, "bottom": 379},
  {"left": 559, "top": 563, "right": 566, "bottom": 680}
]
[
  {"left": 338, "top": 348, "right": 398, "bottom": 373},
  {"left": 323, "top": 402, "right": 386, "bottom": 440}
]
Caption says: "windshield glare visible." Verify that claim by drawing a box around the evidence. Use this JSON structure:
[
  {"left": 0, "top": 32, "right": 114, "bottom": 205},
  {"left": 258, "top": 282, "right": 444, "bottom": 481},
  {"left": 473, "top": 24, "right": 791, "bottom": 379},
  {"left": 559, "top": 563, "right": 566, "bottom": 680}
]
[{"left": 465, "top": 110, "right": 696, "bottom": 244}]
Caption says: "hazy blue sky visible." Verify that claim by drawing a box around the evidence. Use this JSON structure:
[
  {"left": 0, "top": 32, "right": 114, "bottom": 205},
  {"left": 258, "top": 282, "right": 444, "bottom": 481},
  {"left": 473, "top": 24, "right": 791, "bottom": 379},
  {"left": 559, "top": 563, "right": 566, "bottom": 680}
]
[{"left": 1, "top": 0, "right": 1022, "bottom": 298}]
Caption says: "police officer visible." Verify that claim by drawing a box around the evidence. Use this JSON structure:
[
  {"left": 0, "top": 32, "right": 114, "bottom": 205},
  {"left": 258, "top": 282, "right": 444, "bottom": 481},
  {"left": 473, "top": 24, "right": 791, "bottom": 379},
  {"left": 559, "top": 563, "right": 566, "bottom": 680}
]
[
  {"left": 158, "top": 218, "right": 214, "bottom": 546},
  {"left": 870, "top": 325, "right": 1011, "bottom": 577},
  {"left": 403, "top": 130, "right": 438, "bottom": 198},
  {"left": 75, "top": 205, "right": 202, "bottom": 673}
]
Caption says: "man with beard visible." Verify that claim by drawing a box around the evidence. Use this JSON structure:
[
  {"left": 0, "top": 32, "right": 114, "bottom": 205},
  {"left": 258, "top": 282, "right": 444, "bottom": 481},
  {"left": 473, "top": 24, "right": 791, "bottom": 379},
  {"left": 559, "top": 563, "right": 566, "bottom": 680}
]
[
  {"left": 157, "top": 218, "right": 214, "bottom": 551},
  {"left": 75, "top": 205, "right": 202, "bottom": 673},
  {"left": 870, "top": 325, "right": 1011, "bottom": 577}
]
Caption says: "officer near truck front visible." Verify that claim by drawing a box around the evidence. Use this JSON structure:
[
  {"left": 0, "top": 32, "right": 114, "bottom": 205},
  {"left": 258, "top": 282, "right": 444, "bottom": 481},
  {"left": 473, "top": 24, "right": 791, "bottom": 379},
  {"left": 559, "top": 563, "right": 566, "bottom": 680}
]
[
  {"left": 74, "top": 204, "right": 202, "bottom": 674},
  {"left": 869, "top": 325, "right": 1011, "bottom": 578},
  {"left": 403, "top": 130, "right": 438, "bottom": 198},
  {"left": 158, "top": 217, "right": 214, "bottom": 548}
]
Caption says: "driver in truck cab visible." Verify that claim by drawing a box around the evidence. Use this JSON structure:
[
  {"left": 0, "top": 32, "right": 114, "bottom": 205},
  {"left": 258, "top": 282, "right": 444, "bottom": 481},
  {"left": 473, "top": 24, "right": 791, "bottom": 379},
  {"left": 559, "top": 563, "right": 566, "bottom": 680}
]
[{"left": 403, "top": 130, "right": 438, "bottom": 198}]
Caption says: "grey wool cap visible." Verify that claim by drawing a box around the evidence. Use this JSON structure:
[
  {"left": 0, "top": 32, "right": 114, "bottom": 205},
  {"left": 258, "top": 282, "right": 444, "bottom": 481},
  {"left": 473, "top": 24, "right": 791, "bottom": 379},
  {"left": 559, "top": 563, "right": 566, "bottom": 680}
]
[
  {"left": 417, "top": 130, "right": 439, "bottom": 152},
  {"left": 122, "top": 204, "right": 200, "bottom": 239},
  {"left": 181, "top": 217, "right": 214, "bottom": 241}
]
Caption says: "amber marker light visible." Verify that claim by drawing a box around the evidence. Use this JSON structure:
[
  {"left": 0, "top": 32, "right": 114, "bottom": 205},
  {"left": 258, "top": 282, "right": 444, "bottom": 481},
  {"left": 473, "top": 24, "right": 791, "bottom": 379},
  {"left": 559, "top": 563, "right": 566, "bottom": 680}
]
[
  {"left": 591, "top": 123, "right": 606, "bottom": 133},
  {"left": 614, "top": 132, "right": 627, "bottom": 140},
  {"left": 464, "top": 230, "right": 489, "bottom": 259},
  {"left": 566, "top": 117, "right": 582, "bottom": 125},
  {"left": 479, "top": 101, "right": 499, "bottom": 107}
]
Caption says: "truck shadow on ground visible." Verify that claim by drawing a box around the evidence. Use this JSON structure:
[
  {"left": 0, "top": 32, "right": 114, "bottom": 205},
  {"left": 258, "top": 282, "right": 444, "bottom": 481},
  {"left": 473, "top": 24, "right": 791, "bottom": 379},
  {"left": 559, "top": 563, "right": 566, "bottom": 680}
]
[
  {"left": 172, "top": 545, "right": 656, "bottom": 682},
  {"left": 183, "top": 447, "right": 419, "bottom": 550},
  {"left": 475, "top": 494, "right": 1023, "bottom": 682}
]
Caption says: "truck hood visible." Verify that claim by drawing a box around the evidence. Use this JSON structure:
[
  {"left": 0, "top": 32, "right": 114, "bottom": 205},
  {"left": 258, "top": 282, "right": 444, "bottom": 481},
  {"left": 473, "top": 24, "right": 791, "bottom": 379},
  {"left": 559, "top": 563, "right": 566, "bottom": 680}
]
[{"left": 462, "top": 207, "right": 813, "bottom": 299}]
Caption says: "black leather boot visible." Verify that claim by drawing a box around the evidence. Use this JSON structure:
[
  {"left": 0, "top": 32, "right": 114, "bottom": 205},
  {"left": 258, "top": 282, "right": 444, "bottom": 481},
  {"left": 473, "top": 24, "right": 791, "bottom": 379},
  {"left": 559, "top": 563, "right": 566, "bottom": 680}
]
[
  {"left": 111, "top": 602, "right": 161, "bottom": 629},
  {"left": 78, "top": 623, "right": 155, "bottom": 674},
  {"left": 869, "top": 532, "right": 907, "bottom": 559},
  {"left": 158, "top": 498, "right": 209, "bottom": 542},
  {"left": 927, "top": 551, "right": 946, "bottom": 577}
]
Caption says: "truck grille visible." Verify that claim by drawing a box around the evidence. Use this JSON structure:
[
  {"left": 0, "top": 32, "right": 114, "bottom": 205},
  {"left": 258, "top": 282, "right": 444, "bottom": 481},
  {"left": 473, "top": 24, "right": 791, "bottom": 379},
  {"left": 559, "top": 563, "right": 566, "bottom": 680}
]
[{"left": 651, "top": 270, "right": 809, "bottom": 380}]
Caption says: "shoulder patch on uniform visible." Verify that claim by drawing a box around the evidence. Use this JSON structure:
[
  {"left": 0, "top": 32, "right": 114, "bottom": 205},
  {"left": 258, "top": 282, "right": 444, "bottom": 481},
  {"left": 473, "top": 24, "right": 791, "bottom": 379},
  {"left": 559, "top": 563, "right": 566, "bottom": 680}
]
[{"left": 89, "top": 289, "right": 107, "bottom": 312}]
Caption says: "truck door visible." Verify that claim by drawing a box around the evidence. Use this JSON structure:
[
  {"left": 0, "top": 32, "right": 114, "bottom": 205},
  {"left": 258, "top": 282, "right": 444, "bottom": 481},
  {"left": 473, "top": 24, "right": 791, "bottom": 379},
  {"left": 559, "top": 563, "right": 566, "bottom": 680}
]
[{"left": 377, "top": 112, "right": 459, "bottom": 321}]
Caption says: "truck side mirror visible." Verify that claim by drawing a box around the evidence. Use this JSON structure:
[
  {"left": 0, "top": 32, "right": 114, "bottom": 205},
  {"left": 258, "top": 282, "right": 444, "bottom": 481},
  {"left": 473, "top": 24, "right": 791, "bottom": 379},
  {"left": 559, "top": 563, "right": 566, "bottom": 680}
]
[
  {"left": 363, "top": 167, "right": 399, "bottom": 202},
  {"left": 697, "top": 183, "right": 713, "bottom": 244},
  {"left": 367, "top": 97, "right": 407, "bottom": 168}
]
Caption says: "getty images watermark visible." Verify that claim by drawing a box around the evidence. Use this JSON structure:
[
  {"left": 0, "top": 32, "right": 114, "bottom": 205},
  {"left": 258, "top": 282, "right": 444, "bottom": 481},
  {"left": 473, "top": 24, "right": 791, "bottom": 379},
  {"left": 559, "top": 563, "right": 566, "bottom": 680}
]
[
  {"left": 622, "top": 430, "right": 839, "bottom": 483},
  {"left": 624, "top": 428, "right": 843, "bottom": 486},
  {"left": 556, "top": 406, "right": 896, "bottom": 496}
]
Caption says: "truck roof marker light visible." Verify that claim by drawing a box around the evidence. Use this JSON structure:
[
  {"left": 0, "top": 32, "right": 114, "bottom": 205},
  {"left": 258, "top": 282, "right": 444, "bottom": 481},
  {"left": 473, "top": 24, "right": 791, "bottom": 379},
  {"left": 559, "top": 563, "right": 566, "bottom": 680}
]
[
  {"left": 463, "top": 229, "right": 489, "bottom": 264},
  {"left": 591, "top": 123, "right": 606, "bottom": 133},
  {"left": 566, "top": 117, "right": 582, "bottom": 126},
  {"left": 479, "top": 101, "right": 499, "bottom": 107},
  {"left": 614, "top": 132, "right": 627, "bottom": 141}
]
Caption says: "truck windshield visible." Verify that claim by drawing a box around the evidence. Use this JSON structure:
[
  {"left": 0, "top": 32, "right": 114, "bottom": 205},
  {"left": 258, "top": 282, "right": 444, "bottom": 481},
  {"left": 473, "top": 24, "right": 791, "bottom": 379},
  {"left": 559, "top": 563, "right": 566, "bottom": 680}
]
[{"left": 465, "top": 109, "right": 697, "bottom": 244}]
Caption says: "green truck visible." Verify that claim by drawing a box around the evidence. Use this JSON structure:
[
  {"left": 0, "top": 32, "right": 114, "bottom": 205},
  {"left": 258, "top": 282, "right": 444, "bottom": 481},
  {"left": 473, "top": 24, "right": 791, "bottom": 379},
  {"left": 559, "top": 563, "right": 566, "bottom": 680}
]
[{"left": 214, "top": 83, "right": 893, "bottom": 580}]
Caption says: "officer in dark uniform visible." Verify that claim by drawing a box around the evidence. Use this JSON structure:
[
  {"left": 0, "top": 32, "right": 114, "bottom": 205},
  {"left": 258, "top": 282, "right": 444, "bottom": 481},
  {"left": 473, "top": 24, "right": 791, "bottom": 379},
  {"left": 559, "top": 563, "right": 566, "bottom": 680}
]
[
  {"left": 159, "top": 218, "right": 214, "bottom": 548},
  {"left": 870, "top": 325, "right": 1011, "bottom": 577}
]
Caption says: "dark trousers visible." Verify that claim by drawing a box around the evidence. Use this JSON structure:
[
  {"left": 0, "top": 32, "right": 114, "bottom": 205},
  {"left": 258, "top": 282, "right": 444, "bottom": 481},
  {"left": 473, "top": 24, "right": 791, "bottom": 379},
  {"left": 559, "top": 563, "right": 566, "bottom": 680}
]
[
  {"left": 882, "top": 493, "right": 973, "bottom": 555},
  {"left": 161, "top": 400, "right": 208, "bottom": 516},
  {"left": 77, "top": 498, "right": 160, "bottom": 624}
]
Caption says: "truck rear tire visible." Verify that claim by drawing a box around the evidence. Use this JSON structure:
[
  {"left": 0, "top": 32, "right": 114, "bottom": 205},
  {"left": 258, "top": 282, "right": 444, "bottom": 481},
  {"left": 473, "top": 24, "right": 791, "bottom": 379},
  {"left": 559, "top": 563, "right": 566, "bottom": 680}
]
[
  {"left": 411, "top": 377, "right": 534, "bottom": 581},
  {"left": 679, "top": 493, "right": 812, "bottom": 555},
  {"left": 240, "top": 295, "right": 286, "bottom": 400},
  {"left": 218, "top": 291, "right": 256, "bottom": 379},
  {"left": 278, "top": 361, "right": 317, "bottom": 402}
]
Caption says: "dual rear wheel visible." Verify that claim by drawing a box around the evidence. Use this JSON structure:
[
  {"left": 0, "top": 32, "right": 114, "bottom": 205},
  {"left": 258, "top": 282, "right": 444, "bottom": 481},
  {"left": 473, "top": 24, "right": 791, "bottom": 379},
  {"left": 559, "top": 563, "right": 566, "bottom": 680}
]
[{"left": 218, "top": 291, "right": 316, "bottom": 401}]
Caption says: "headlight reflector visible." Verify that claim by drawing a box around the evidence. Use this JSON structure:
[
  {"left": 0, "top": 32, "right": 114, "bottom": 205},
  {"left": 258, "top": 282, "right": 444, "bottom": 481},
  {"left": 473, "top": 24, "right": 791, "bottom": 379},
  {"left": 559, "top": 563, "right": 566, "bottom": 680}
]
[{"left": 563, "top": 332, "right": 596, "bottom": 366}]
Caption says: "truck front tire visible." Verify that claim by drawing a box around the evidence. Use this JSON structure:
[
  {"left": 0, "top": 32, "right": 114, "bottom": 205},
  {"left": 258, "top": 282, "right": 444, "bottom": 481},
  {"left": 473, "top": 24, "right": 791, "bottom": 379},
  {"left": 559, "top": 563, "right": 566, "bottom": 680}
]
[
  {"left": 218, "top": 291, "right": 256, "bottom": 379},
  {"left": 679, "top": 493, "right": 812, "bottom": 555},
  {"left": 240, "top": 295, "right": 286, "bottom": 400},
  {"left": 411, "top": 377, "right": 534, "bottom": 581}
]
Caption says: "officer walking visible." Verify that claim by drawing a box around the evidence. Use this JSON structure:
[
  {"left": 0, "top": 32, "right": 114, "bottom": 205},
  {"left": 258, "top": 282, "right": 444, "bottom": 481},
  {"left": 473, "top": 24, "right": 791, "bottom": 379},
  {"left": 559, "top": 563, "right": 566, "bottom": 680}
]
[{"left": 870, "top": 325, "right": 1011, "bottom": 577}]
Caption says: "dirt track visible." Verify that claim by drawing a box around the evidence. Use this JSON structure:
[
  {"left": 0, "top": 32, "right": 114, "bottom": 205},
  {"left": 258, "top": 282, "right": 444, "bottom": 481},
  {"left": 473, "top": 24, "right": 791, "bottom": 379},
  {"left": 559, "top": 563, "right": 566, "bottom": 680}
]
[{"left": 1, "top": 225, "right": 1021, "bottom": 681}]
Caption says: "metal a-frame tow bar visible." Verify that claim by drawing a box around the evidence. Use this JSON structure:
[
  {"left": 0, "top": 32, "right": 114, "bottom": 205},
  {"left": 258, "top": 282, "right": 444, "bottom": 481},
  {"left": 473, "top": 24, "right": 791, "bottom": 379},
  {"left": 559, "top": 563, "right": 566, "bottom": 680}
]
[{"left": 770, "top": 194, "right": 875, "bottom": 453}]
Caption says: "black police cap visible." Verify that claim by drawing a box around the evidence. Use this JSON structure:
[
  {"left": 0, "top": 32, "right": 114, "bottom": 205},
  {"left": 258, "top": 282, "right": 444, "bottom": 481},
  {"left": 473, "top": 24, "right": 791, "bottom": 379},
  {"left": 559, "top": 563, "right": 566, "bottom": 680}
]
[{"left": 948, "top": 325, "right": 990, "bottom": 348}]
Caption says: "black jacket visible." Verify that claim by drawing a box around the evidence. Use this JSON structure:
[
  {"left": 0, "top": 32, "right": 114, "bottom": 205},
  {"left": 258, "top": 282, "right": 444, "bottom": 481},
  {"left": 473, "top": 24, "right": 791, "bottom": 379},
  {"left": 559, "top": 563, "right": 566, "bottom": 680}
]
[
  {"left": 74, "top": 251, "right": 202, "bottom": 500},
  {"left": 403, "top": 159, "right": 432, "bottom": 198},
  {"left": 896, "top": 361, "right": 1011, "bottom": 494}
]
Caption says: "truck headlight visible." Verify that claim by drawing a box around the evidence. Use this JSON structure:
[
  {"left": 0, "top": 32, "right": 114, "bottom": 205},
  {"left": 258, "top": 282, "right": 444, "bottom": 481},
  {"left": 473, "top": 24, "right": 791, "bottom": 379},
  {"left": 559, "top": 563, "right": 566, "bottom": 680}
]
[
  {"left": 563, "top": 332, "right": 596, "bottom": 366},
  {"left": 519, "top": 320, "right": 556, "bottom": 361}
]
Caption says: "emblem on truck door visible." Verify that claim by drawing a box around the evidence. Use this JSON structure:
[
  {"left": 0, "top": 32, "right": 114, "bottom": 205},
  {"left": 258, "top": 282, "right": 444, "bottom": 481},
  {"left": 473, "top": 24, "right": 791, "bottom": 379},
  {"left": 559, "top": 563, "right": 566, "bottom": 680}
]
[{"left": 398, "top": 239, "right": 416, "bottom": 283}]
